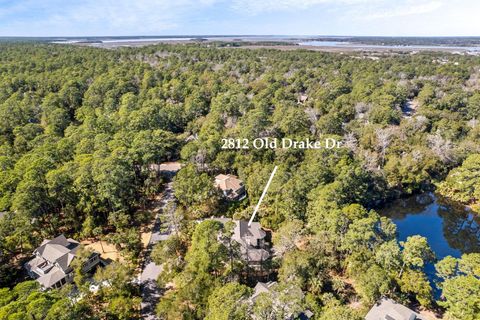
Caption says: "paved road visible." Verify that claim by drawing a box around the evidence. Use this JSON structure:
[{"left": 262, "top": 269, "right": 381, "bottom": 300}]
[{"left": 140, "top": 181, "right": 175, "bottom": 320}]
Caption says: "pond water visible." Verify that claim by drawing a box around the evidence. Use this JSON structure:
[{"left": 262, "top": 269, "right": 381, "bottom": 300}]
[{"left": 380, "top": 193, "right": 480, "bottom": 293}]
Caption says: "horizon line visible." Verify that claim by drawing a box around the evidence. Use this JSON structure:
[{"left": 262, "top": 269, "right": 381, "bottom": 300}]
[{"left": 1, "top": 34, "right": 480, "bottom": 39}]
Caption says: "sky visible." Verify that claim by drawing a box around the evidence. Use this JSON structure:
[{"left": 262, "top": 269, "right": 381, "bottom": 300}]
[{"left": 0, "top": 0, "right": 479, "bottom": 37}]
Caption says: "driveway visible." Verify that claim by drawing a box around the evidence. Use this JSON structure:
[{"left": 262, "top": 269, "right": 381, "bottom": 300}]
[{"left": 140, "top": 181, "right": 176, "bottom": 320}]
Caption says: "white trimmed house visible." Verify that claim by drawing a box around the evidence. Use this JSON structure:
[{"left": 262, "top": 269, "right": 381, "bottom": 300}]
[{"left": 25, "top": 234, "right": 101, "bottom": 290}]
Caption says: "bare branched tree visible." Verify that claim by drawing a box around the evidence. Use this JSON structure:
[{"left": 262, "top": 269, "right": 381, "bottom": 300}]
[
  {"left": 427, "top": 132, "right": 455, "bottom": 164},
  {"left": 343, "top": 132, "right": 358, "bottom": 154},
  {"left": 354, "top": 102, "right": 371, "bottom": 120},
  {"left": 376, "top": 127, "right": 395, "bottom": 166},
  {"left": 360, "top": 149, "right": 380, "bottom": 173}
]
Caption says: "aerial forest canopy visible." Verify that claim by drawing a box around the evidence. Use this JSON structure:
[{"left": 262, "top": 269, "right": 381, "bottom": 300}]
[{"left": 0, "top": 42, "right": 479, "bottom": 319}]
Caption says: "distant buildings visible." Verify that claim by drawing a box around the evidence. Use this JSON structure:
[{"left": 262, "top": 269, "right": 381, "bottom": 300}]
[
  {"left": 365, "top": 298, "right": 421, "bottom": 320},
  {"left": 214, "top": 174, "right": 246, "bottom": 201},
  {"left": 25, "top": 235, "right": 101, "bottom": 290}
]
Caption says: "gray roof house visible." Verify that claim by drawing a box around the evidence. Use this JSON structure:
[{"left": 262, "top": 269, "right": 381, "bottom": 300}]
[
  {"left": 232, "top": 220, "right": 270, "bottom": 266},
  {"left": 25, "top": 234, "right": 101, "bottom": 290},
  {"left": 365, "top": 298, "right": 422, "bottom": 320},
  {"left": 209, "top": 218, "right": 270, "bottom": 267},
  {"left": 251, "top": 281, "right": 277, "bottom": 302},
  {"left": 214, "top": 174, "right": 246, "bottom": 201}
]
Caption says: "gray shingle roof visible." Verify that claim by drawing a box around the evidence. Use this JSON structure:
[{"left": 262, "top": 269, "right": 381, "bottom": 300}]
[
  {"left": 251, "top": 281, "right": 277, "bottom": 302},
  {"left": 365, "top": 298, "right": 420, "bottom": 320},
  {"left": 36, "top": 266, "right": 65, "bottom": 288},
  {"left": 233, "top": 221, "right": 266, "bottom": 245},
  {"left": 233, "top": 221, "right": 270, "bottom": 262},
  {"left": 35, "top": 235, "right": 79, "bottom": 272}
]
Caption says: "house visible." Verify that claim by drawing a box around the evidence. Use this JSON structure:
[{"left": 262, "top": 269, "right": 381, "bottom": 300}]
[
  {"left": 232, "top": 220, "right": 270, "bottom": 267},
  {"left": 210, "top": 218, "right": 270, "bottom": 267},
  {"left": 251, "top": 281, "right": 277, "bottom": 302},
  {"left": 25, "top": 235, "right": 101, "bottom": 290},
  {"left": 365, "top": 298, "right": 421, "bottom": 320},
  {"left": 214, "top": 174, "right": 246, "bottom": 201}
]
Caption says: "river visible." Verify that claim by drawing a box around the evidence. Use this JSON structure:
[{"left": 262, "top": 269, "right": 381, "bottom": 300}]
[{"left": 380, "top": 193, "right": 480, "bottom": 294}]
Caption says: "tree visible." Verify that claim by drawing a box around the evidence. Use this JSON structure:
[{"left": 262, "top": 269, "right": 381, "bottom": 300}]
[
  {"left": 158, "top": 220, "right": 230, "bottom": 319},
  {"left": 375, "top": 127, "right": 394, "bottom": 166},
  {"left": 398, "top": 269, "right": 432, "bottom": 307},
  {"left": 70, "top": 246, "right": 96, "bottom": 291},
  {"left": 151, "top": 234, "right": 187, "bottom": 286},
  {"left": 252, "top": 283, "right": 305, "bottom": 320},
  {"left": 273, "top": 219, "right": 305, "bottom": 257},
  {"left": 438, "top": 154, "right": 480, "bottom": 211},
  {"left": 436, "top": 253, "right": 480, "bottom": 319},
  {"left": 399, "top": 235, "right": 435, "bottom": 278},
  {"left": 440, "top": 275, "right": 480, "bottom": 320},
  {"left": 173, "top": 164, "right": 217, "bottom": 210},
  {"left": 0, "top": 281, "right": 83, "bottom": 320},
  {"left": 205, "top": 282, "right": 251, "bottom": 320},
  {"left": 107, "top": 295, "right": 142, "bottom": 320},
  {"left": 355, "top": 264, "right": 391, "bottom": 304},
  {"left": 93, "top": 262, "right": 135, "bottom": 296},
  {"left": 435, "top": 255, "right": 458, "bottom": 280},
  {"left": 318, "top": 298, "right": 362, "bottom": 320},
  {"left": 427, "top": 132, "right": 455, "bottom": 164}
]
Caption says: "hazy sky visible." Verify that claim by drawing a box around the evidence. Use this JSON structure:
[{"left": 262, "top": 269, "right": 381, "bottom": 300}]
[{"left": 0, "top": 0, "right": 479, "bottom": 37}]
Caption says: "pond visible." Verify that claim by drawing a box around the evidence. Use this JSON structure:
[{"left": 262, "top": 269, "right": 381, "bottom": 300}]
[{"left": 379, "top": 193, "right": 480, "bottom": 294}]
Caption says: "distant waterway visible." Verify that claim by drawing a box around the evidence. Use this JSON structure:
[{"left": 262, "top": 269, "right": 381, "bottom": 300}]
[
  {"left": 299, "top": 40, "right": 480, "bottom": 52},
  {"left": 380, "top": 193, "right": 480, "bottom": 294}
]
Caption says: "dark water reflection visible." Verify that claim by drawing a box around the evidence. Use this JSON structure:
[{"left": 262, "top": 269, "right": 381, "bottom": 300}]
[{"left": 380, "top": 193, "right": 480, "bottom": 294}]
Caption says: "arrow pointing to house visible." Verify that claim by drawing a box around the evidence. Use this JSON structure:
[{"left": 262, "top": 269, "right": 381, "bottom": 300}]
[{"left": 248, "top": 165, "right": 278, "bottom": 227}]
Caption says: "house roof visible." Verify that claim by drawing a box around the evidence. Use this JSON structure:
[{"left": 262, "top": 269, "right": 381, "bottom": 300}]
[
  {"left": 233, "top": 221, "right": 270, "bottom": 262},
  {"left": 214, "top": 174, "right": 244, "bottom": 192},
  {"left": 209, "top": 218, "right": 270, "bottom": 263},
  {"left": 365, "top": 298, "right": 420, "bottom": 320},
  {"left": 25, "top": 256, "right": 45, "bottom": 271},
  {"left": 34, "top": 235, "right": 79, "bottom": 272},
  {"left": 233, "top": 221, "right": 266, "bottom": 243},
  {"left": 246, "top": 248, "right": 270, "bottom": 262},
  {"left": 251, "top": 281, "right": 277, "bottom": 302},
  {"left": 37, "top": 266, "right": 66, "bottom": 288}
]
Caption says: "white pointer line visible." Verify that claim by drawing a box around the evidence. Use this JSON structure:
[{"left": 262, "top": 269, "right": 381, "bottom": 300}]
[{"left": 248, "top": 166, "right": 278, "bottom": 227}]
